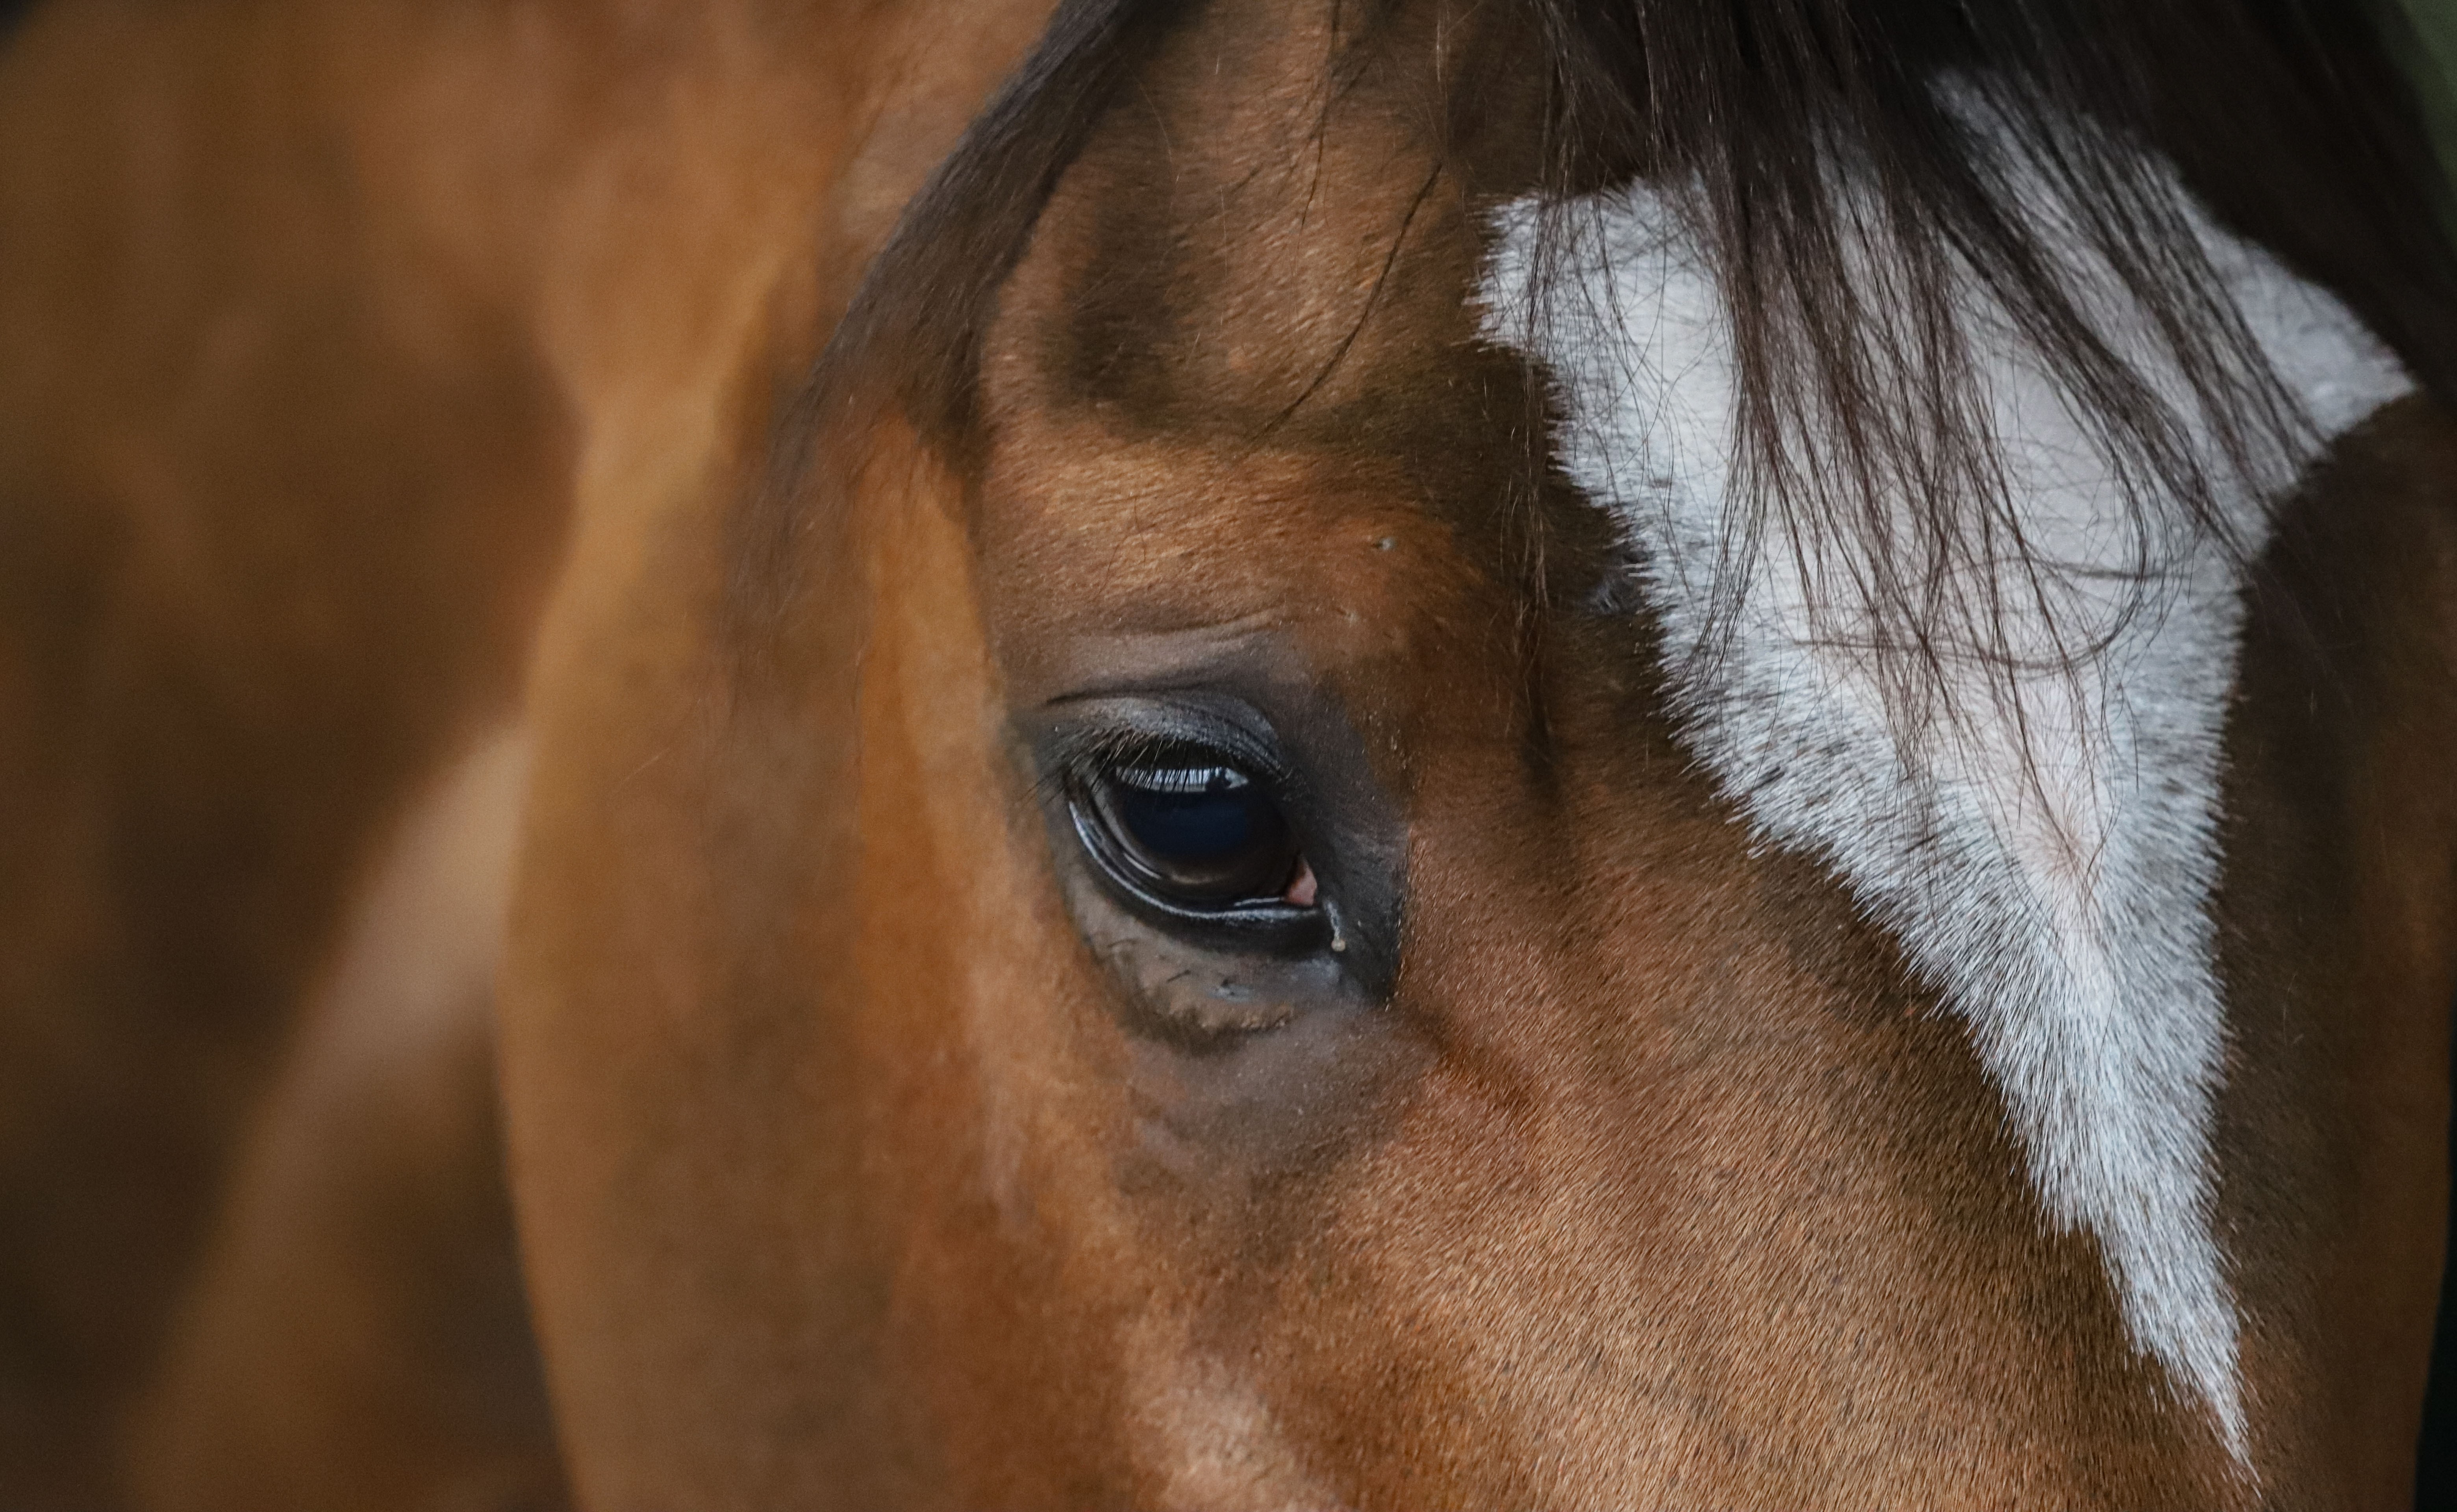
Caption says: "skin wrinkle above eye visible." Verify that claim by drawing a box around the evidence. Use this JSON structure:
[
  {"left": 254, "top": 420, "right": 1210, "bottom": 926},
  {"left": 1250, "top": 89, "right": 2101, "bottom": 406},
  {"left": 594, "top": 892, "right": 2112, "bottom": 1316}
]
[{"left": 1008, "top": 611, "right": 1303, "bottom": 709}]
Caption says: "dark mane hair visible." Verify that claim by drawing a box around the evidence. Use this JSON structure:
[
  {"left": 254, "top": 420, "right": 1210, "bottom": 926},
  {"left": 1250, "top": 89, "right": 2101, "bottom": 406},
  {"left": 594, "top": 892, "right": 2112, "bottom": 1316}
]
[
  {"left": 1514, "top": 0, "right": 2457, "bottom": 698},
  {"left": 745, "top": 0, "right": 2457, "bottom": 693}
]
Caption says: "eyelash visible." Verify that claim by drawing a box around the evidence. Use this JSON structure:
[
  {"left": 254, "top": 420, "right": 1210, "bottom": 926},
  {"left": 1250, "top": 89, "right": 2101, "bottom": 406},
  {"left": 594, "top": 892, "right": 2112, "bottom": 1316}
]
[{"left": 1037, "top": 722, "right": 1288, "bottom": 807}]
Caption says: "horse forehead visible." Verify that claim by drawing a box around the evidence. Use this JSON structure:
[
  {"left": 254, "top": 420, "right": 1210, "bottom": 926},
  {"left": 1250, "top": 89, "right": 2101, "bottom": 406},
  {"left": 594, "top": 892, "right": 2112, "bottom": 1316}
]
[{"left": 1474, "top": 132, "right": 2415, "bottom": 1456}]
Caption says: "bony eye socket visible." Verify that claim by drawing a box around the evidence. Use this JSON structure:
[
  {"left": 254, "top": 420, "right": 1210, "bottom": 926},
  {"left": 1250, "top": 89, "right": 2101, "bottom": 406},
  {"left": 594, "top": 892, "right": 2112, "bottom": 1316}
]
[{"left": 1069, "top": 755, "right": 1308, "bottom": 914}]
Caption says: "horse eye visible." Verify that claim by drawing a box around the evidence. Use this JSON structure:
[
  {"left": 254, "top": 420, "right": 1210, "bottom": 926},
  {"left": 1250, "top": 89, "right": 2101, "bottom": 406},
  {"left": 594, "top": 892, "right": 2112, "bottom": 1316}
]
[{"left": 1069, "top": 756, "right": 1308, "bottom": 914}]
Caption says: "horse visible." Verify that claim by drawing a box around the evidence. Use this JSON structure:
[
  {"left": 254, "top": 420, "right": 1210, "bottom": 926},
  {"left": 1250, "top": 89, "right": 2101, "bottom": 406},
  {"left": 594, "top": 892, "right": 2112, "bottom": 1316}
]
[{"left": 6, "top": 0, "right": 2457, "bottom": 1506}]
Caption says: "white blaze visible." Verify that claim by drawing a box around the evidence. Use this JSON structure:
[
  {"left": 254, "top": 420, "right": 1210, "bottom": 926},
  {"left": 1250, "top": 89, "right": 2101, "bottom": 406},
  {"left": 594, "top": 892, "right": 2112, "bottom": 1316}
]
[{"left": 1478, "top": 123, "right": 2410, "bottom": 1457}]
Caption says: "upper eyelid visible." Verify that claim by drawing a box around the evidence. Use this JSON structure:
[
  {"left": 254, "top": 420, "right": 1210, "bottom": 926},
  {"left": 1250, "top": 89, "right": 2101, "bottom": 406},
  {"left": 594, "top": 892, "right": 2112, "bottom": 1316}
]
[{"left": 1034, "top": 699, "right": 1295, "bottom": 790}]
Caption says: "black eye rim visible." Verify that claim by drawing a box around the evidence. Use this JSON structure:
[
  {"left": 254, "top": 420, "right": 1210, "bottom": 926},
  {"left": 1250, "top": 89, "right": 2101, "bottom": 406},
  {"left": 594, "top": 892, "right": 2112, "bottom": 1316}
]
[
  {"left": 1036, "top": 699, "right": 1331, "bottom": 947},
  {"left": 1063, "top": 752, "right": 1310, "bottom": 921},
  {"left": 1023, "top": 681, "right": 1404, "bottom": 1002}
]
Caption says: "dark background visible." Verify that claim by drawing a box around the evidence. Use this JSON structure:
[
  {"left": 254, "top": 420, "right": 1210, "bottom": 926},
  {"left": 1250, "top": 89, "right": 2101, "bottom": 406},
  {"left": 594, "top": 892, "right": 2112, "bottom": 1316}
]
[{"left": 2384, "top": 6, "right": 2457, "bottom": 1503}]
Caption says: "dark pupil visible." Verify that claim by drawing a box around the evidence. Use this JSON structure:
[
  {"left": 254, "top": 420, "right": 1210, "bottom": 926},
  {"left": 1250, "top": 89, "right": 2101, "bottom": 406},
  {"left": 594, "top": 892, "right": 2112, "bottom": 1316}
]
[{"left": 1092, "top": 763, "right": 1297, "bottom": 907}]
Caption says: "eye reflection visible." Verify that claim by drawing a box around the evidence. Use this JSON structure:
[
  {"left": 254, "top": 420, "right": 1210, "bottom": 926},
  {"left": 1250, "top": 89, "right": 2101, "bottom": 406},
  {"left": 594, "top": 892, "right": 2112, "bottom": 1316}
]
[{"left": 1072, "top": 756, "right": 1307, "bottom": 912}]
